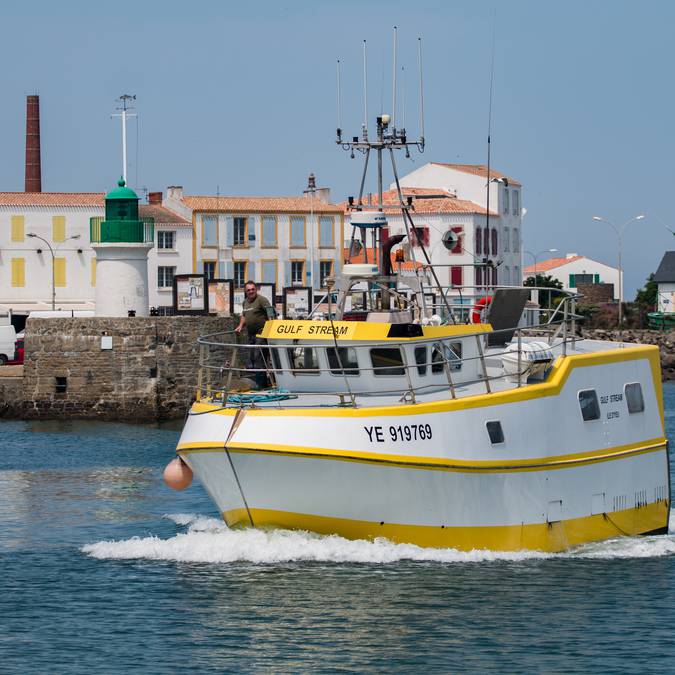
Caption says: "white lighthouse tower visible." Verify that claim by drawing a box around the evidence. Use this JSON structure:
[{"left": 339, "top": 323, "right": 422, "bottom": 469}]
[{"left": 90, "top": 178, "right": 154, "bottom": 317}]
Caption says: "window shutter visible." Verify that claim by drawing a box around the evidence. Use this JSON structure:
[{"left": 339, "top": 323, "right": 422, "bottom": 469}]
[
  {"left": 451, "top": 266, "right": 463, "bottom": 286},
  {"left": 312, "top": 260, "right": 320, "bottom": 289},
  {"left": 248, "top": 261, "right": 255, "bottom": 282},
  {"left": 91, "top": 258, "right": 97, "bottom": 286},
  {"left": 475, "top": 227, "right": 482, "bottom": 255},
  {"left": 11, "top": 258, "right": 25, "bottom": 287},
  {"left": 569, "top": 274, "right": 575, "bottom": 287},
  {"left": 284, "top": 261, "right": 292, "bottom": 287},
  {"left": 451, "top": 227, "right": 462, "bottom": 254},
  {"left": 54, "top": 258, "right": 66, "bottom": 287},
  {"left": 11, "top": 216, "right": 25, "bottom": 242},
  {"left": 218, "top": 261, "right": 225, "bottom": 278},
  {"left": 52, "top": 216, "right": 66, "bottom": 242},
  {"left": 196, "top": 260, "right": 204, "bottom": 274},
  {"left": 225, "top": 216, "right": 234, "bottom": 247},
  {"left": 594, "top": 274, "right": 600, "bottom": 283},
  {"left": 247, "top": 216, "right": 255, "bottom": 248}
]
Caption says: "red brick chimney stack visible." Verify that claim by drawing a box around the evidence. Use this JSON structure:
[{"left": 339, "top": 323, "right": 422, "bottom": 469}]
[{"left": 25, "top": 95, "right": 42, "bottom": 192}]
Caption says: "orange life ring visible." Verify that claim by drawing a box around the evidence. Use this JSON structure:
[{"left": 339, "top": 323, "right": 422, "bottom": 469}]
[{"left": 471, "top": 295, "right": 492, "bottom": 324}]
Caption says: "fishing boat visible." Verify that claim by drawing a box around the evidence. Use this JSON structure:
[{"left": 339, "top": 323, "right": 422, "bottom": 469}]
[{"left": 166, "top": 59, "right": 670, "bottom": 551}]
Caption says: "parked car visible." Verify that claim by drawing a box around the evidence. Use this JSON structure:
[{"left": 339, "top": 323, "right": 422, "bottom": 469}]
[{"left": 0, "top": 325, "right": 17, "bottom": 365}]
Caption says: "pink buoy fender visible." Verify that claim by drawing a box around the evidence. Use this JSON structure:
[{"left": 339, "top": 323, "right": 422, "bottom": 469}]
[{"left": 163, "top": 457, "right": 193, "bottom": 490}]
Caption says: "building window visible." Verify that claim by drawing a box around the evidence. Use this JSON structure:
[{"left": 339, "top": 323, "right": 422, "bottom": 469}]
[
  {"left": 486, "top": 420, "right": 505, "bottom": 444},
  {"left": 370, "top": 347, "right": 405, "bottom": 376},
  {"left": 291, "top": 261, "right": 305, "bottom": 285},
  {"left": 573, "top": 273, "right": 594, "bottom": 285},
  {"left": 319, "top": 260, "right": 333, "bottom": 287},
  {"left": 55, "top": 376, "right": 68, "bottom": 394},
  {"left": 513, "top": 190, "right": 520, "bottom": 216},
  {"left": 262, "top": 216, "right": 277, "bottom": 247},
  {"left": 157, "top": 231, "right": 175, "bottom": 249},
  {"left": 204, "top": 261, "right": 216, "bottom": 281},
  {"left": 483, "top": 228, "right": 490, "bottom": 255},
  {"left": 503, "top": 228, "right": 510, "bottom": 252},
  {"left": 233, "top": 261, "right": 247, "bottom": 288},
  {"left": 290, "top": 216, "right": 306, "bottom": 247},
  {"left": 625, "top": 383, "right": 645, "bottom": 414},
  {"left": 503, "top": 189, "right": 510, "bottom": 214},
  {"left": 319, "top": 216, "right": 334, "bottom": 247},
  {"left": 11, "top": 216, "right": 24, "bottom": 242},
  {"left": 512, "top": 228, "right": 519, "bottom": 252},
  {"left": 451, "top": 266, "right": 463, "bottom": 287},
  {"left": 54, "top": 258, "right": 66, "bottom": 287},
  {"left": 476, "top": 267, "right": 483, "bottom": 287},
  {"left": 262, "top": 260, "right": 277, "bottom": 285},
  {"left": 234, "top": 217, "right": 247, "bottom": 247},
  {"left": 411, "top": 226, "right": 430, "bottom": 247},
  {"left": 327, "top": 347, "right": 359, "bottom": 375},
  {"left": 491, "top": 230, "right": 498, "bottom": 256},
  {"left": 52, "top": 216, "right": 66, "bottom": 242},
  {"left": 11, "top": 258, "right": 25, "bottom": 287},
  {"left": 578, "top": 389, "right": 600, "bottom": 421},
  {"left": 202, "top": 215, "right": 217, "bottom": 246},
  {"left": 157, "top": 266, "right": 176, "bottom": 288},
  {"left": 475, "top": 227, "right": 482, "bottom": 255}
]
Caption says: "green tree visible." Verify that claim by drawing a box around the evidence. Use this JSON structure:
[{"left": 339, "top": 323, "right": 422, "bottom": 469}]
[
  {"left": 634, "top": 273, "right": 657, "bottom": 309},
  {"left": 524, "top": 274, "right": 564, "bottom": 308}
]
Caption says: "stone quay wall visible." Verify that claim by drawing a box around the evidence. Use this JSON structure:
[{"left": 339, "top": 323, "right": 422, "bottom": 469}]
[{"left": 19, "top": 316, "right": 237, "bottom": 421}]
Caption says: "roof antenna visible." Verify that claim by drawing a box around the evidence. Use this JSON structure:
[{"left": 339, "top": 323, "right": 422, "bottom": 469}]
[
  {"left": 336, "top": 59, "right": 342, "bottom": 143},
  {"left": 392, "top": 26, "right": 398, "bottom": 131},
  {"left": 362, "top": 41, "right": 368, "bottom": 141},
  {"left": 402, "top": 66, "right": 410, "bottom": 158},
  {"left": 484, "top": 12, "right": 497, "bottom": 282},
  {"left": 417, "top": 38, "right": 425, "bottom": 150}
]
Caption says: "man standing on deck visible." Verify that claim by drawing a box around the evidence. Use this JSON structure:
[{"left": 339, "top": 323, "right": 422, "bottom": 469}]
[{"left": 235, "top": 280, "right": 274, "bottom": 388}]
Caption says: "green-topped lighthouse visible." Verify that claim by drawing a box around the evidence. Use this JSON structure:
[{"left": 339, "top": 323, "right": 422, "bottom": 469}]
[{"left": 90, "top": 178, "right": 154, "bottom": 317}]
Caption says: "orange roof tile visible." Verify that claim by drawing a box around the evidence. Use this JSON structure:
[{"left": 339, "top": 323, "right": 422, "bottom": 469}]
[
  {"left": 139, "top": 204, "right": 190, "bottom": 225},
  {"left": 523, "top": 256, "right": 583, "bottom": 274},
  {"left": 341, "top": 187, "right": 497, "bottom": 216},
  {"left": 0, "top": 192, "right": 105, "bottom": 206},
  {"left": 182, "top": 195, "right": 342, "bottom": 214},
  {"left": 431, "top": 163, "right": 521, "bottom": 187}
]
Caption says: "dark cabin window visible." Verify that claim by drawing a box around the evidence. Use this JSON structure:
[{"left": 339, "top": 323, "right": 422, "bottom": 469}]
[
  {"left": 486, "top": 420, "right": 505, "bottom": 444},
  {"left": 370, "top": 348, "right": 405, "bottom": 376},
  {"left": 414, "top": 346, "right": 427, "bottom": 375},
  {"left": 327, "top": 347, "right": 359, "bottom": 375},
  {"left": 578, "top": 390, "right": 600, "bottom": 421}
]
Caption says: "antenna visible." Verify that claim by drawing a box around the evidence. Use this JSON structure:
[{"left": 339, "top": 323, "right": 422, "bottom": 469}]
[
  {"left": 417, "top": 38, "right": 425, "bottom": 147},
  {"left": 362, "top": 41, "right": 368, "bottom": 141},
  {"left": 111, "top": 94, "right": 137, "bottom": 184},
  {"left": 336, "top": 59, "right": 342, "bottom": 143},
  {"left": 484, "top": 15, "right": 497, "bottom": 292},
  {"left": 392, "top": 26, "right": 398, "bottom": 129}
]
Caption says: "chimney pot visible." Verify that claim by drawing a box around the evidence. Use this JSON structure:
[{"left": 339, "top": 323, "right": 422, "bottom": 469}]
[{"left": 148, "top": 191, "right": 163, "bottom": 205}]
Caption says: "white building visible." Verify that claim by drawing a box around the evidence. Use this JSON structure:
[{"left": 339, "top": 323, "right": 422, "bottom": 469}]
[
  {"left": 652, "top": 251, "right": 675, "bottom": 313},
  {"left": 343, "top": 162, "right": 523, "bottom": 295},
  {"left": 522, "top": 253, "right": 621, "bottom": 300},
  {"left": 0, "top": 191, "right": 191, "bottom": 316},
  {"left": 164, "top": 186, "right": 344, "bottom": 296}
]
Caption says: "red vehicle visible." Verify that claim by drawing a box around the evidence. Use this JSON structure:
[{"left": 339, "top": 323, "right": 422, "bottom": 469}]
[{"left": 7, "top": 338, "right": 24, "bottom": 365}]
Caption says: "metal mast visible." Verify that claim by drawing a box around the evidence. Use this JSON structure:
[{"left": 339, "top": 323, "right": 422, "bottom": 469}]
[{"left": 111, "top": 94, "right": 136, "bottom": 184}]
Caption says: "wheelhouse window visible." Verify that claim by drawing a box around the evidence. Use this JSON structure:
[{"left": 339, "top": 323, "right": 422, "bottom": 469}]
[
  {"left": 578, "top": 389, "right": 600, "bottom": 421},
  {"left": 287, "top": 347, "right": 319, "bottom": 375},
  {"left": 431, "top": 342, "right": 462, "bottom": 373},
  {"left": 414, "top": 346, "right": 427, "bottom": 375},
  {"left": 486, "top": 420, "right": 505, "bottom": 444},
  {"left": 327, "top": 347, "right": 359, "bottom": 375},
  {"left": 625, "top": 383, "right": 645, "bottom": 414},
  {"left": 370, "top": 347, "right": 405, "bottom": 376}
]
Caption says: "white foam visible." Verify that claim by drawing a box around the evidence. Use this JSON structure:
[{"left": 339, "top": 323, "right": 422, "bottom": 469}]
[{"left": 81, "top": 512, "right": 675, "bottom": 565}]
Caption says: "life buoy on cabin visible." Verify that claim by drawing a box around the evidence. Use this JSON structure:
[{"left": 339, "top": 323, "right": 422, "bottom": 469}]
[{"left": 471, "top": 296, "right": 492, "bottom": 324}]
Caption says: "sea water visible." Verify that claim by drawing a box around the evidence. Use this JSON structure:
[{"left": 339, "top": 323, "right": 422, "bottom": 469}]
[{"left": 1, "top": 392, "right": 675, "bottom": 673}]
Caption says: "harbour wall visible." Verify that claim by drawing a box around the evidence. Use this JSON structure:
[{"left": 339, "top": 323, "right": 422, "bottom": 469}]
[{"left": 13, "top": 316, "right": 237, "bottom": 421}]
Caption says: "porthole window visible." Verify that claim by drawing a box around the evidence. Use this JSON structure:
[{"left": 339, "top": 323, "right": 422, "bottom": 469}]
[
  {"left": 370, "top": 348, "right": 405, "bottom": 376},
  {"left": 486, "top": 420, "right": 505, "bottom": 444},
  {"left": 414, "top": 346, "right": 427, "bottom": 375},
  {"left": 625, "top": 383, "right": 645, "bottom": 414},
  {"left": 578, "top": 389, "right": 600, "bottom": 421}
]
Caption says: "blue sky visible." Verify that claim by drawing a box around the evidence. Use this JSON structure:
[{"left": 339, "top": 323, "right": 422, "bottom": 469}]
[{"left": 1, "top": 0, "right": 672, "bottom": 295}]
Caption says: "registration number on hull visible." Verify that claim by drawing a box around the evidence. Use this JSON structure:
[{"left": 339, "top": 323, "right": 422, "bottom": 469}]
[{"left": 364, "top": 424, "right": 433, "bottom": 443}]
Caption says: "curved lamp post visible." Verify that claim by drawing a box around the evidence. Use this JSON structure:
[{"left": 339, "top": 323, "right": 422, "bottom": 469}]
[
  {"left": 524, "top": 248, "right": 558, "bottom": 308},
  {"left": 27, "top": 233, "right": 81, "bottom": 310},
  {"left": 591, "top": 214, "right": 645, "bottom": 326}
]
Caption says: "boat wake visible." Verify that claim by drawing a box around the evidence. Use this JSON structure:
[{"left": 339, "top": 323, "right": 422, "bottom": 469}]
[{"left": 81, "top": 511, "right": 675, "bottom": 565}]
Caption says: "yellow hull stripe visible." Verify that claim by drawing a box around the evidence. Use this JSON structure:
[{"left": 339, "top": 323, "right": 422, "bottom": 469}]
[
  {"left": 178, "top": 438, "right": 667, "bottom": 474},
  {"left": 221, "top": 501, "right": 670, "bottom": 553},
  {"left": 188, "top": 346, "right": 664, "bottom": 424}
]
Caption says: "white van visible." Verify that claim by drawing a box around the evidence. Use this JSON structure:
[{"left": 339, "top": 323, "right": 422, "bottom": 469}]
[{"left": 0, "top": 325, "right": 17, "bottom": 365}]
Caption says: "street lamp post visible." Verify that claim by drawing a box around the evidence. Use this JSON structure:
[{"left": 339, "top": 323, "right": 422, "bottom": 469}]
[
  {"left": 27, "top": 233, "right": 81, "bottom": 310},
  {"left": 592, "top": 214, "right": 645, "bottom": 326}
]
